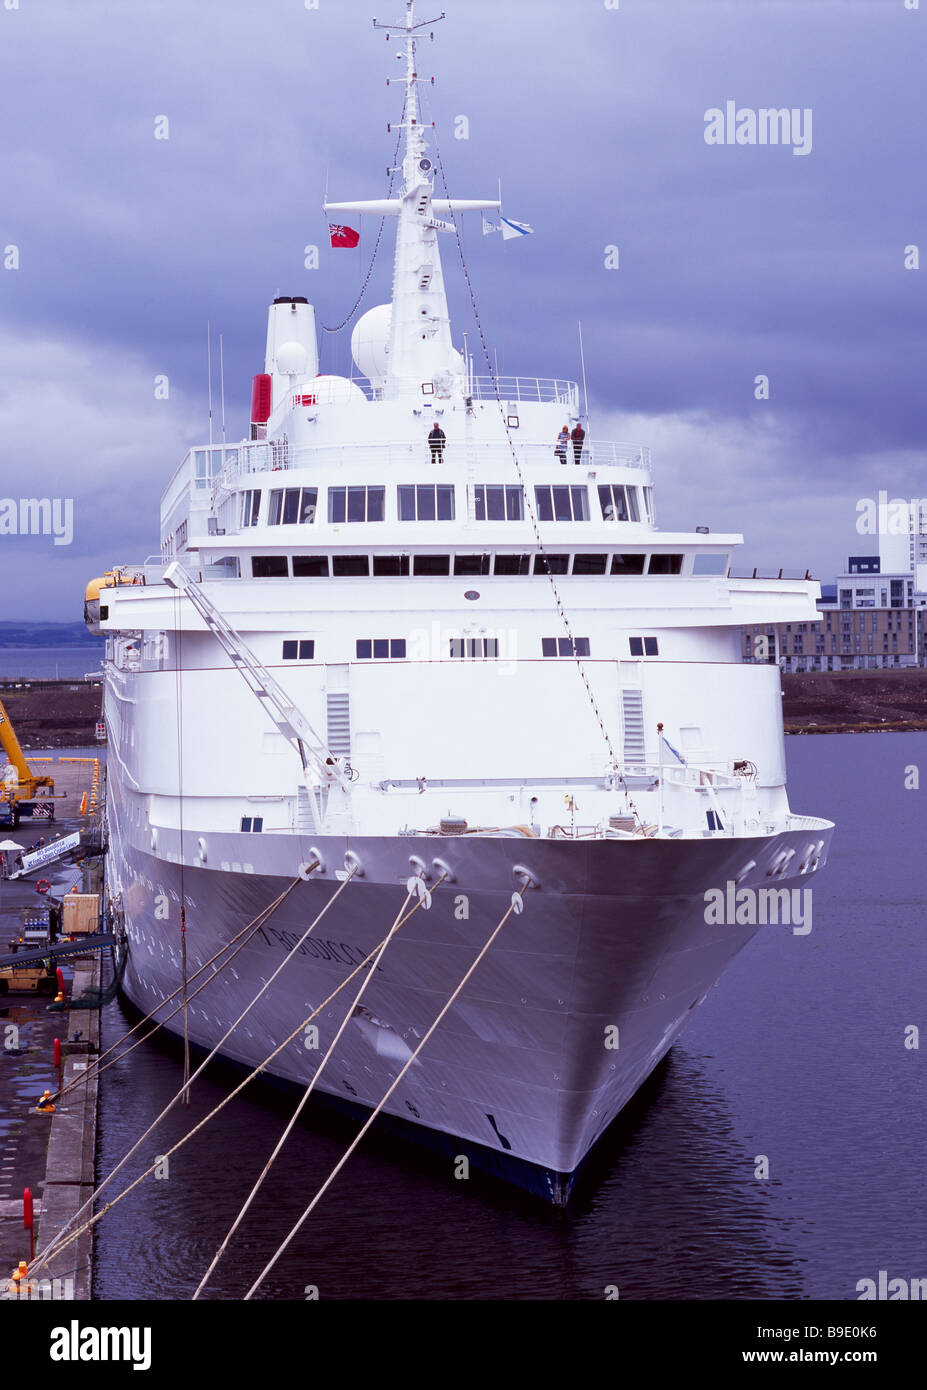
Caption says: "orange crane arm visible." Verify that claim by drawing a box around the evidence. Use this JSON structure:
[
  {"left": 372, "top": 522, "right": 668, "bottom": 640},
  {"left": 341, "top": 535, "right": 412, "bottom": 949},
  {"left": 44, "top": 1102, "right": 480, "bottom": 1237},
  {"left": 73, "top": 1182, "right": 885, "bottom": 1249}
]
[{"left": 0, "top": 697, "right": 54, "bottom": 799}]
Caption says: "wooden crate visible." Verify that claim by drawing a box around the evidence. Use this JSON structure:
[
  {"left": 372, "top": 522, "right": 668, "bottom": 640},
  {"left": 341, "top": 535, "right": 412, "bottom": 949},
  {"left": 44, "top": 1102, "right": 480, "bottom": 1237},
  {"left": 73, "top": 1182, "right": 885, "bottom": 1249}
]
[{"left": 61, "top": 893, "right": 99, "bottom": 935}]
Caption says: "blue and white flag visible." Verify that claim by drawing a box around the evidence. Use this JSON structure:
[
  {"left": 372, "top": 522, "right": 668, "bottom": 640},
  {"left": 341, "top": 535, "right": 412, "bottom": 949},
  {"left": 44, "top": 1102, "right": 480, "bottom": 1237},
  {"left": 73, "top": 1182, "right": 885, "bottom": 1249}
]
[
  {"left": 482, "top": 215, "right": 534, "bottom": 240},
  {"left": 500, "top": 216, "right": 534, "bottom": 240},
  {"left": 661, "top": 735, "right": 687, "bottom": 766}
]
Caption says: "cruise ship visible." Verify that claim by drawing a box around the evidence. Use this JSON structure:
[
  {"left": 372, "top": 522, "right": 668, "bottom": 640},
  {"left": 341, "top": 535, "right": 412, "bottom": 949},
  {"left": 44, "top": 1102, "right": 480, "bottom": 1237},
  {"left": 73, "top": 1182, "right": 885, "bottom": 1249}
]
[{"left": 87, "top": 1, "right": 833, "bottom": 1203}]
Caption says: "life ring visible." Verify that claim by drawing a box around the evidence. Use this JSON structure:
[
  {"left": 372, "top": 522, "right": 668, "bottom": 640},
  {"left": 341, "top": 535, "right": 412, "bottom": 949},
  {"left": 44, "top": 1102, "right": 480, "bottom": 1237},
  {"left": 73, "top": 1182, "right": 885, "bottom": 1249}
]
[{"left": 36, "top": 880, "right": 51, "bottom": 895}]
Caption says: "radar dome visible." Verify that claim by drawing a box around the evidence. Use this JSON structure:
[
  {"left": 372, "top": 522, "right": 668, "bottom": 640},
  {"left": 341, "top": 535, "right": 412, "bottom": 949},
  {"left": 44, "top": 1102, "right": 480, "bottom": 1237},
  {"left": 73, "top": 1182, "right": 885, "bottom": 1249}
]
[
  {"left": 275, "top": 341, "right": 309, "bottom": 376},
  {"left": 351, "top": 304, "right": 392, "bottom": 386},
  {"left": 310, "top": 375, "right": 368, "bottom": 406}
]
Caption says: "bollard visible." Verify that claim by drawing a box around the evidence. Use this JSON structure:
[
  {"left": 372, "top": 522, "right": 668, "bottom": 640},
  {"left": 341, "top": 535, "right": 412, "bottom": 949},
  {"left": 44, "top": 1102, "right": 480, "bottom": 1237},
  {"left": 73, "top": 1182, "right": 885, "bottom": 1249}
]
[
  {"left": 23, "top": 1189, "right": 34, "bottom": 1262},
  {"left": 56, "top": 968, "right": 67, "bottom": 1005}
]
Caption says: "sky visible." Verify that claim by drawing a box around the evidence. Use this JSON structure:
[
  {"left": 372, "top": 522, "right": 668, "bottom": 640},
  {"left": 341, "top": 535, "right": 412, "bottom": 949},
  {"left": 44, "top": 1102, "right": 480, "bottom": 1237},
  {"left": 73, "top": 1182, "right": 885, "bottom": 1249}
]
[{"left": 0, "top": 0, "right": 924, "bottom": 620}]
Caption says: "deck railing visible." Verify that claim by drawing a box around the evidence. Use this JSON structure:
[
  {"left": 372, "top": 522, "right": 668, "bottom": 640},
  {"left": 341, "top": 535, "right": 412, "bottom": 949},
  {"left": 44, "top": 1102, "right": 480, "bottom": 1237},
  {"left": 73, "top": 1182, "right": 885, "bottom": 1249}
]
[{"left": 213, "top": 437, "right": 652, "bottom": 484}]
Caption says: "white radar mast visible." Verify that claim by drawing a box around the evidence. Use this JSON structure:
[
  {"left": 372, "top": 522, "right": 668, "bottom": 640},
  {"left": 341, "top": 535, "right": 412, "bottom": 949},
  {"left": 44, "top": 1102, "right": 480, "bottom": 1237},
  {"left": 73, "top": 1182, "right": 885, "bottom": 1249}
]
[{"left": 324, "top": 1, "right": 501, "bottom": 399}]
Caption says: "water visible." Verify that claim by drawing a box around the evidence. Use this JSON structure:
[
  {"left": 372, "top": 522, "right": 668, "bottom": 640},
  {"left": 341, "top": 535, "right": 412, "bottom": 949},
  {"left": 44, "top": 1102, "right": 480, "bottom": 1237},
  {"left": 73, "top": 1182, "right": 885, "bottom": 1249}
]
[
  {"left": 92, "top": 734, "right": 925, "bottom": 1300},
  {"left": 0, "top": 647, "right": 104, "bottom": 680}
]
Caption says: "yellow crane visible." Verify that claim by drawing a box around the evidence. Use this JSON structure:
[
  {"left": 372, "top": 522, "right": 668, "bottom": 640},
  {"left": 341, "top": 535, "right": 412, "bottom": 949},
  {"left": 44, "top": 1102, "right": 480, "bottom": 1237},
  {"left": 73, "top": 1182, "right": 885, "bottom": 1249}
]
[{"left": 0, "top": 697, "right": 55, "bottom": 812}]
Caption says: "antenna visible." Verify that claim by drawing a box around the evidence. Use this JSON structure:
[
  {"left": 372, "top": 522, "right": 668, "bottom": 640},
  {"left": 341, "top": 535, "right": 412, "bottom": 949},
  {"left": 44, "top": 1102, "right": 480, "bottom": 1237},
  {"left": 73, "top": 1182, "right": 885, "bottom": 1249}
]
[
  {"left": 206, "top": 322, "right": 214, "bottom": 447},
  {"left": 219, "top": 334, "right": 227, "bottom": 447},
  {"left": 578, "top": 320, "right": 590, "bottom": 426}
]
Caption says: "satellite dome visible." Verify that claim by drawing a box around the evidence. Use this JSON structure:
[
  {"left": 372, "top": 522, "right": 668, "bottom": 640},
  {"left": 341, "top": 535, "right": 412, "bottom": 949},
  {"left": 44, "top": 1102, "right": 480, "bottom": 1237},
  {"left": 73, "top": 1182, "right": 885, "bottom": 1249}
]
[
  {"left": 275, "top": 340, "right": 309, "bottom": 376},
  {"left": 310, "top": 375, "right": 368, "bottom": 406},
  {"left": 351, "top": 304, "right": 392, "bottom": 387}
]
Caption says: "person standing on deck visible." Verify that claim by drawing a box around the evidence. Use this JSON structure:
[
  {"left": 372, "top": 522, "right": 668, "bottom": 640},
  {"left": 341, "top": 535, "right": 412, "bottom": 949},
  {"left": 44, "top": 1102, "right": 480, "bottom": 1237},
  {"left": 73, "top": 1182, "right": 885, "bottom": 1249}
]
[
  {"left": 571, "top": 422, "right": 586, "bottom": 464},
  {"left": 555, "top": 426, "right": 569, "bottom": 465},
  {"left": 428, "top": 423, "right": 446, "bottom": 464}
]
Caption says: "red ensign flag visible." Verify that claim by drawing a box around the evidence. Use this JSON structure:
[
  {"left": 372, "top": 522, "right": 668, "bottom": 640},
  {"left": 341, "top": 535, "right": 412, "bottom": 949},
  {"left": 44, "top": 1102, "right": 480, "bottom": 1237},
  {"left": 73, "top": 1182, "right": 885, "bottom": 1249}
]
[{"left": 329, "top": 224, "right": 360, "bottom": 248}]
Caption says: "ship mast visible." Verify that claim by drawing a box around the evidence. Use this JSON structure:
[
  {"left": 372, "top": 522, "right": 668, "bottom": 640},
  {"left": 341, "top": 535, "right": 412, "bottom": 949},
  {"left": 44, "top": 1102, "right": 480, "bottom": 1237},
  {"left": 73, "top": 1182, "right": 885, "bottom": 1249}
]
[{"left": 325, "top": 1, "right": 501, "bottom": 399}]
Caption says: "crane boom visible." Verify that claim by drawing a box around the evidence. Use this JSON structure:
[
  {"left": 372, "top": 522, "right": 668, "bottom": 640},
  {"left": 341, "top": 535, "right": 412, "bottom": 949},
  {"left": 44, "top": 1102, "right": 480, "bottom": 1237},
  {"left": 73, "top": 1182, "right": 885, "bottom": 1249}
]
[{"left": 0, "top": 697, "right": 55, "bottom": 802}]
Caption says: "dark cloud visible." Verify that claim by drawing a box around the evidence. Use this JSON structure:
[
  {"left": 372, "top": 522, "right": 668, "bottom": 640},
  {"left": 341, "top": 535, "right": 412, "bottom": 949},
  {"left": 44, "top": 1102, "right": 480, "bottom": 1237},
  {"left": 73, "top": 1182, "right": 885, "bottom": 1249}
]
[{"left": 0, "top": 0, "right": 923, "bottom": 616}]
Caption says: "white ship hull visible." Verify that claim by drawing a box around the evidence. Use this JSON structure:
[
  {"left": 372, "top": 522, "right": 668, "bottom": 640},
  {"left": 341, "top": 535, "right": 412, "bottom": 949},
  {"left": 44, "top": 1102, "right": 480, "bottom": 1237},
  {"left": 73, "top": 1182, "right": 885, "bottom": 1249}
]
[{"left": 110, "top": 813, "right": 832, "bottom": 1202}]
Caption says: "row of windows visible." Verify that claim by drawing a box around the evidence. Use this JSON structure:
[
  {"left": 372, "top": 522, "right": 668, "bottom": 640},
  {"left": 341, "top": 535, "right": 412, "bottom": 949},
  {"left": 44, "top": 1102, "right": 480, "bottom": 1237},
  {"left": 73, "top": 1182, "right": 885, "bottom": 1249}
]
[
  {"left": 241, "top": 483, "right": 651, "bottom": 528},
  {"left": 252, "top": 552, "right": 686, "bottom": 579},
  {"left": 279, "top": 636, "right": 661, "bottom": 661},
  {"left": 356, "top": 639, "right": 406, "bottom": 660}
]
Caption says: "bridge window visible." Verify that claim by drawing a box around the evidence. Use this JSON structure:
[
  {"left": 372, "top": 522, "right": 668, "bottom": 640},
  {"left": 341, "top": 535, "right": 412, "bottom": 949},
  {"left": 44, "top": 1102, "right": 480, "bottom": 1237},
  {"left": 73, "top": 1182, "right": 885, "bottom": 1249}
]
[
  {"left": 598, "top": 484, "right": 640, "bottom": 523},
  {"left": 454, "top": 555, "right": 491, "bottom": 576},
  {"left": 373, "top": 555, "right": 410, "bottom": 576},
  {"left": 328, "top": 487, "right": 385, "bottom": 524},
  {"left": 292, "top": 556, "right": 330, "bottom": 577},
  {"left": 413, "top": 555, "right": 450, "bottom": 576},
  {"left": 252, "top": 556, "right": 288, "bottom": 578},
  {"left": 450, "top": 638, "right": 500, "bottom": 659},
  {"left": 282, "top": 640, "right": 315, "bottom": 660},
  {"left": 241, "top": 490, "right": 261, "bottom": 527},
  {"left": 356, "top": 639, "right": 407, "bottom": 659},
  {"left": 692, "top": 553, "right": 729, "bottom": 576},
  {"left": 542, "top": 637, "right": 591, "bottom": 657},
  {"left": 534, "top": 555, "right": 569, "bottom": 575},
  {"left": 398, "top": 484, "right": 455, "bottom": 521},
  {"left": 611, "top": 553, "right": 646, "bottom": 575},
  {"left": 573, "top": 554, "right": 607, "bottom": 575},
  {"left": 535, "top": 485, "right": 589, "bottom": 522},
  {"left": 240, "top": 817, "right": 264, "bottom": 832},
  {"left": 494, "top": 555, "right": 530, "bottom": 576},
  {"left": 648, "top": 554, "right": 683, "bottom": 575},
  {"left": 473, "top": 485, "right": 523, "bottom": 521},
  {"left": 332, "top": 556, "right": 370, "bottom": 577},
  {"left": 629, "top": 637, "right": 659, "bottom": 656},
  {"left": 269, "top": 487, "right": 318, "bottom": 525}
]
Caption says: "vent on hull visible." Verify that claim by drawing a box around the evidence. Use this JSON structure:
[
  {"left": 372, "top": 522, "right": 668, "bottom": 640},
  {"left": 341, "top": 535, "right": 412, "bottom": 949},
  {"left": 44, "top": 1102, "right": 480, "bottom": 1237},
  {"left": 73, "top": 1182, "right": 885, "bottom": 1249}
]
[{"left": 326, "top": 691, "right": 351, "bottom": 758}]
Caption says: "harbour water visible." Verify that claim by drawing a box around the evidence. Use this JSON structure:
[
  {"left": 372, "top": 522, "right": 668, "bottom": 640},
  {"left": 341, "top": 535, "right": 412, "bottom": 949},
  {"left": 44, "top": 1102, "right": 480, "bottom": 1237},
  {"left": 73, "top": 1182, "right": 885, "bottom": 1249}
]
[
  {"left": 90, "top": 732, "right": 923, "bottom": 1301},
  {"left": 0, "top": 648, "right": 104, "bottom": 681}
]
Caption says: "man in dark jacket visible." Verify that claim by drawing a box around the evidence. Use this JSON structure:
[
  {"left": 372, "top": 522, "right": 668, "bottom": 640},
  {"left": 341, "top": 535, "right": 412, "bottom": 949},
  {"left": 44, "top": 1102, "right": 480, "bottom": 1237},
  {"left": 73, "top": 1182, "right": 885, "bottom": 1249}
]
[
  {"left": 571, "top": 422, "right": 586, "bottom": 465},
  {"left": 428, "top": 423, "right": 446, "bottom": 464}
]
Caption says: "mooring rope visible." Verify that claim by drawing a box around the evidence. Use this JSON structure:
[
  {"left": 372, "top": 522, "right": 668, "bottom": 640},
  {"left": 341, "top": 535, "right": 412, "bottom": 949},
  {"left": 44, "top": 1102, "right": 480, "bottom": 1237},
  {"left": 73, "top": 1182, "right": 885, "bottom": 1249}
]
[
  {"left": 27, "top": 877, "right": 435, "bottom": 1279},
  {"left": 193, "top": 871, "right": 449, "bottom": 1299},
  {"left": 30, "top": 866, "right": 354, "bottom": 1276},
  {"left": 243, "top": 883, "right": 529, "bottom": 1300},
  {"left": 51, "top": 875, "right": 310, "bottom": 1104}
]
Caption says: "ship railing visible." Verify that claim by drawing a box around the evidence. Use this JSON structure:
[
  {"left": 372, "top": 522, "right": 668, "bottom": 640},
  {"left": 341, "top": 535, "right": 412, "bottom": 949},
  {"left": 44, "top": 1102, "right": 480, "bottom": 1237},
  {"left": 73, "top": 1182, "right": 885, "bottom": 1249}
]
[
  {"left": 162, "top": 442, "right": 288, "bottom": 515},
  {"left": 466, "top": 376, "right": 579, "bottom": 407},
  {"left": 215, "top": 437, "right": 652, "bottom": 482},
  {"left": 378, "top": 763, "right": 747, "bottom": 795},
  {"left": 730, "top": 568, "right": 814, "bottom": 581},
  {"left": 624, "top": 762, "right": 748, "bottom": 791}
]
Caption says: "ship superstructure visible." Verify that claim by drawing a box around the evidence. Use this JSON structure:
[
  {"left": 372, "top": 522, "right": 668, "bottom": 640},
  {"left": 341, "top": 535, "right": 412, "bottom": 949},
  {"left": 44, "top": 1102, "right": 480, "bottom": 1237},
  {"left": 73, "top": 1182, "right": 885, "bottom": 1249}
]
[{"left": 91, "top": 1, "right": 833, "bottom": 1202}]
